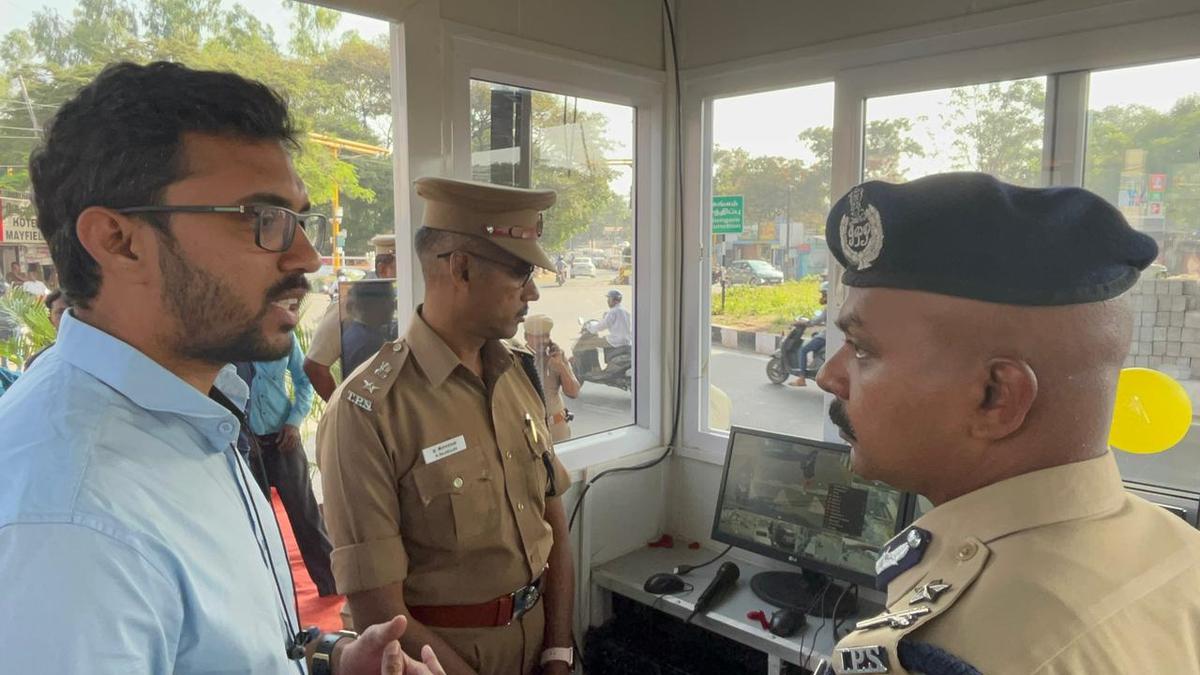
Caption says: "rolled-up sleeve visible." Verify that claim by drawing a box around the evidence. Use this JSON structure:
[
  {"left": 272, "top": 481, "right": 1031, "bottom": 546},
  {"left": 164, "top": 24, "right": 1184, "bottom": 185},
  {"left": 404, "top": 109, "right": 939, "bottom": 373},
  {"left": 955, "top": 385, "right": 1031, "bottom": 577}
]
[
  {"left": 0, "top": 522, "right": 180, "bottom": 674},
  {"left": 317, "top": 398, "right": 408, "bottom": 595}
]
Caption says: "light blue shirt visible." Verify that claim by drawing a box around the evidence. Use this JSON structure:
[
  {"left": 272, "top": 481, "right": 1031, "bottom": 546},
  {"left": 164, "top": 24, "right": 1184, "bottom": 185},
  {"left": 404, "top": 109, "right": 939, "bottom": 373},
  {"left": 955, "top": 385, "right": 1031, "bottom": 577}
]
[
  {"left": 247, "top": 335, "right": 314, "bottom": 436},
  {"left": 0, "top": 311, "right": 304, "bottom": 674}
]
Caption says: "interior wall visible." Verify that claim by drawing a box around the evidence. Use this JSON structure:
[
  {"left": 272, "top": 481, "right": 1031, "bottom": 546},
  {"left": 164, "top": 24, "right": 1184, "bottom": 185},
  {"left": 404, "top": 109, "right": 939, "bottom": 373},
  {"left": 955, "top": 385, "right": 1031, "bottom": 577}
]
[
  {"left": 677, "top": 0, "right": 1183, "bottom": 71},
  {"left": 320, "top": 0, "right": 663, "bottom": 70}
]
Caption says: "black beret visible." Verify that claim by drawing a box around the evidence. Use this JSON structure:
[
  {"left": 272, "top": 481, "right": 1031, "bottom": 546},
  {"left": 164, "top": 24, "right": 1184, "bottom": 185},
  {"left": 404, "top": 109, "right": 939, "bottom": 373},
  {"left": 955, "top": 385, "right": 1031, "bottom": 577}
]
[{"left": 826, "top": 172, "right": 1159, "bottom": 306}]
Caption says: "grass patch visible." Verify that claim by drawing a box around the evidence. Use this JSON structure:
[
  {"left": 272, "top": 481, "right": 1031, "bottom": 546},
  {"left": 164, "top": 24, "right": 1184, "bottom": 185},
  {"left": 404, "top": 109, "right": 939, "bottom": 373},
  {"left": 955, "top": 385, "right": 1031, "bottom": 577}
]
[{"left": 712, "top": 278, "right": 822, "bottom": 333}]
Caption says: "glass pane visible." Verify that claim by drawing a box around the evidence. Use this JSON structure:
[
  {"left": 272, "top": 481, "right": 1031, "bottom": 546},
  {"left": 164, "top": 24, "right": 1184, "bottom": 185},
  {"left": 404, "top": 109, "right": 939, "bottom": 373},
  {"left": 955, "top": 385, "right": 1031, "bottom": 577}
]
[
  {"left": 708, "top": 82, "right": 835, "bottom": 438},
  {"left": 471, "top": 79, "right": 636, "bottom": 440},
  {"left": 864, "top": 77, "right": 1047, "bottom": 185},
  {"left": 1085, "top": 58, "right": 1200, "bottom": 486}
]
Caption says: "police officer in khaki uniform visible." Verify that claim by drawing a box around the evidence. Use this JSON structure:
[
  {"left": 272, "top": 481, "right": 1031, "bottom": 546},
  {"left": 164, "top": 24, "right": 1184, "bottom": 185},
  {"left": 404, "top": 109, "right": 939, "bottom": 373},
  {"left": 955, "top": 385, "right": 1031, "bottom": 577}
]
[
  {"left": 522, "top": 315, "right": 581, "bottom": 443},
  {"left": 814, "top": 173, "right": 1200, "bottom": 675},
  {"left": 317, "top": 177, "right": 575, "bottom": 675},
  {"left": 305, "top": 233, "right": 397, "bottom": 401}
]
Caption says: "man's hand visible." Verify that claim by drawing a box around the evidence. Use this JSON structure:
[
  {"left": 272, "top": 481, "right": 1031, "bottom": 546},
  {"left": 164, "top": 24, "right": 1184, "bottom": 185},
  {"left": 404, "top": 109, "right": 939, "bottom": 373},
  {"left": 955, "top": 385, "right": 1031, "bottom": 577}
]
[
  {"left": 277, "top": 424, "right": 302, "bottom": 452},
  {"left": 547, "top": 343, "right": 569, "bottom": 372},
  {"left": 338, "top": 615, "right": 446, "bottom": 675}
]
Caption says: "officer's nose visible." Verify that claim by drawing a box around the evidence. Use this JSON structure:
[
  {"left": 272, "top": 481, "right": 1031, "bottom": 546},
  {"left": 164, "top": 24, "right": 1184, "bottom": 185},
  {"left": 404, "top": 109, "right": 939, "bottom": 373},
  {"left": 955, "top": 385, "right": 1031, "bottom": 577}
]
[{"left": 815, "top": 344, "right": 848, "bottom": 399}]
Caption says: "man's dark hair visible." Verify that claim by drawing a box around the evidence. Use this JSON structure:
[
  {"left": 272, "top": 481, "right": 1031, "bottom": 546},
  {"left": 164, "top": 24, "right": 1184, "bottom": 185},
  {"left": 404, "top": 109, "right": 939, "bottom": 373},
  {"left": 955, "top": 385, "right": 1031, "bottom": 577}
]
[
  {"left": 29, "top": 61, "right": 298, "bottom": 307},
  {"left": 43, "top": 290, "right": 64, "bottom": 310}
]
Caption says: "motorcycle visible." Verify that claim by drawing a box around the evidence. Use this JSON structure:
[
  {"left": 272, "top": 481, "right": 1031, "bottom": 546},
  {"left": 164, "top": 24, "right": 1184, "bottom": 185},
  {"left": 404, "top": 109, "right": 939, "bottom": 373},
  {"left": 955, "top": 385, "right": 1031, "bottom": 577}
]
[
  {"left": 766, "top": 317, "right": 826, "bottom": 384},
  {"left": 555, "top": 266, "right": 567, "bottom": 286},
  {"left": 571, "top": 318, "right": 632, "bottom": 392}
]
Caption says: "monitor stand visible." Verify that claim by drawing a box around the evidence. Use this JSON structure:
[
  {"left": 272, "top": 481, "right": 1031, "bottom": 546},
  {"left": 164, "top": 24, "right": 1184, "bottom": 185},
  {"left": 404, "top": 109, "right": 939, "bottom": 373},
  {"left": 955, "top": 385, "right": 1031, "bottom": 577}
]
[{"left": 749, "top": 570, "right": 858, "bottom": 620}]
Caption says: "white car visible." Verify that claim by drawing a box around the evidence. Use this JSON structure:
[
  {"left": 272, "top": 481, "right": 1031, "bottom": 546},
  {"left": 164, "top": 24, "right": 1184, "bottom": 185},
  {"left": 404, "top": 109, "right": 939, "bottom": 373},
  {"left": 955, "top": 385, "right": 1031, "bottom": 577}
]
[{"left": 571, "top": 257, "right": 596, "bottom": 277}]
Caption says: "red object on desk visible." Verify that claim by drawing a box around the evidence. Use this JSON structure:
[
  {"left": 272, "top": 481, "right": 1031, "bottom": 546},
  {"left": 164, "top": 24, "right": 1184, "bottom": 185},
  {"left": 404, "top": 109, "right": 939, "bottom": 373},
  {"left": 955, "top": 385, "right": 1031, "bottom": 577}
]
[
  {"left": 746, "top": 610, "right": 770, "bottom": 630},
  {"left": 688, "top": 541, "right": 701, "bottom": 550},
  {"left": 647, "top": 534, "right": 675, "bottom": 548}
]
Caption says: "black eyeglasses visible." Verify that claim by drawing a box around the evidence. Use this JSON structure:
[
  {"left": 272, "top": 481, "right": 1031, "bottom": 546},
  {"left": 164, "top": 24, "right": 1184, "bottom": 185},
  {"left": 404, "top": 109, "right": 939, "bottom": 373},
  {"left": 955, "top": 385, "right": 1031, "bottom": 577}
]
[
  {"left": 437, "top": 250, "right": 535, "bottom": 287},
  {"left": 115, "top": 204, "right": 330, "bottom": 254}
]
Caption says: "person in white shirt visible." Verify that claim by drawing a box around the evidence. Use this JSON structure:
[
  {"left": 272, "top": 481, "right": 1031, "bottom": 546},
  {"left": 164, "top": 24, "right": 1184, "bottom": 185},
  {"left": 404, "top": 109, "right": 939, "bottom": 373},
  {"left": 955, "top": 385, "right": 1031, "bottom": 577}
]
[{"left": 596, "top": 289, "right": 631, "bottom": 347}]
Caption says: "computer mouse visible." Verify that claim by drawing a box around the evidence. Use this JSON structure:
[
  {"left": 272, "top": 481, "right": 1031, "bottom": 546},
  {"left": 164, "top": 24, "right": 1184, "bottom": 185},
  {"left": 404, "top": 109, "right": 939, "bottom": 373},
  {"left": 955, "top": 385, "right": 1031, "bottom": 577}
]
[
  {"left": 643, "top": 572, "right": 687, "bottom": 595},
  {"left": 769, "top": 608, "right": 806, "bottom": 637}
]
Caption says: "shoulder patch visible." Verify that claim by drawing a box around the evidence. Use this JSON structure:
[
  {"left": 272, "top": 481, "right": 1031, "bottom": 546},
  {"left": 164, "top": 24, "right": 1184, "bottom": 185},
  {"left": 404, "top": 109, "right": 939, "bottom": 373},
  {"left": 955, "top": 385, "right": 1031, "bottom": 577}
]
[{"left": 344, "top": 339, "right": 410, "bottom": 413}]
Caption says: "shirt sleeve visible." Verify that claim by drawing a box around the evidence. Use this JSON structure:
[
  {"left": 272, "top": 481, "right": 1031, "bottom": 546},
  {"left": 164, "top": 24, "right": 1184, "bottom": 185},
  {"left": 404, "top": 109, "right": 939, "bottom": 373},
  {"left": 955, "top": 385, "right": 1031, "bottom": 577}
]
[
  {"left": 317, "top": 397, "right": 408, "bottom": 595},
  {"left": 286, "top": 337, "right": 314, "bottom": 428},
  {"left": 0, "top": 522, "right": 180, "bottom": 673},
  {"left": 306, "top": 304, "right": 342, "bottom": 367},
  {"left": 813, "top": 309, "right": 827, "bottom": 326}
]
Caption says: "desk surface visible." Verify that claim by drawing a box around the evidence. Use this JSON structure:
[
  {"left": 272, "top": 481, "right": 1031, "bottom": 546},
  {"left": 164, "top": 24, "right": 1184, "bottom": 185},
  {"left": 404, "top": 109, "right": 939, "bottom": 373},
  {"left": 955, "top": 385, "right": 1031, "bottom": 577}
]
[{"left": 592, "top": 546, "right": 876, "bottom": 671}]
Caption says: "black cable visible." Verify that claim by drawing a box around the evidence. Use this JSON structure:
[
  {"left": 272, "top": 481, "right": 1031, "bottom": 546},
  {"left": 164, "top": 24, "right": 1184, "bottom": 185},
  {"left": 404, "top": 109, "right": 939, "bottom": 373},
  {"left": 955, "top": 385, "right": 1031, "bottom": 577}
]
[
  {"left": 674, "top": 544, "right": 733, "bottom": 575},
  {"left": 803, "top": 580, "right": 833, "bottom": 660},
  {"left": 832, "top": 584, "right": 858, "bottom": 641},
  {"left": 567, "top": 0, "right": 686, "bottom": 534}
]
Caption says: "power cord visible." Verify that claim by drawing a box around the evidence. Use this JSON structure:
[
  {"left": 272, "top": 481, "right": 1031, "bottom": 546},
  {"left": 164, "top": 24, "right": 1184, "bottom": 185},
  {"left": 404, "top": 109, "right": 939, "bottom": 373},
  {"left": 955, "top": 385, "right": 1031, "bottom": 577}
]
[
  {"left": 673, "top": 544, "right": 733, "bottom": 575},
  {"left": 567, "top": 0, "right": 686, "bottom": 534}
]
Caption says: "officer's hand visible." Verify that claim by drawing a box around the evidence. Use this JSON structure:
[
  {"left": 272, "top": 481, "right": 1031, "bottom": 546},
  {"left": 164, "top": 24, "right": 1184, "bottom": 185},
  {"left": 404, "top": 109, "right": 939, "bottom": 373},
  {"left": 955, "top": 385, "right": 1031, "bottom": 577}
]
[
  {"left": 277, "top": 424, "right": 302, "bottom": 452},
  {"left": 339, "top": 615, "right": 446, "bottom": 675}
]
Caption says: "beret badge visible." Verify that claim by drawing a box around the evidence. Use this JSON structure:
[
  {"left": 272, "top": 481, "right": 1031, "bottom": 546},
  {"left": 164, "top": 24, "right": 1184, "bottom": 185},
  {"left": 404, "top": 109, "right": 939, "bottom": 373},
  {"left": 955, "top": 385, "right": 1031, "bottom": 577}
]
[{"left": 839, "top": 186, "right": 884, "bottom": 271}]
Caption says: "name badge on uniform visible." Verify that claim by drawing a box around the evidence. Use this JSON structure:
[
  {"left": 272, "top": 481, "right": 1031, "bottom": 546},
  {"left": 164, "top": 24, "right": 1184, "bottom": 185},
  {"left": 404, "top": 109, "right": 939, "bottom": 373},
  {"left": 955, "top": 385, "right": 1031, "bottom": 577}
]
[
  {"left": 422, "top": 435, "right": 467, "bottom": 464},
  {"left": 838, "top": 645, "right": 890, "bottom": 673}
]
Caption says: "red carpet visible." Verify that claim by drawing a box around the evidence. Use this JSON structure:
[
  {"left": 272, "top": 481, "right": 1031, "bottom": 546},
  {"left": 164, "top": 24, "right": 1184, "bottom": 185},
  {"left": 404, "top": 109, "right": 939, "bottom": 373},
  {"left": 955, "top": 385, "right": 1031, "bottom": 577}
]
[{"left": 270, "top": 488, "right": 346, "bottom": 630}]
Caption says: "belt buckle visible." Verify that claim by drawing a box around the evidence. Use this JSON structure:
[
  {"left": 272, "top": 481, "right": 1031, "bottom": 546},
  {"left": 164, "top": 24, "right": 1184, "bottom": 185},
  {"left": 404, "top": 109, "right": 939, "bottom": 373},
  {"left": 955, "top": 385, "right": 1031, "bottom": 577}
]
[{"left": 507, "top": 583, "right": 542, "bottom": 625}]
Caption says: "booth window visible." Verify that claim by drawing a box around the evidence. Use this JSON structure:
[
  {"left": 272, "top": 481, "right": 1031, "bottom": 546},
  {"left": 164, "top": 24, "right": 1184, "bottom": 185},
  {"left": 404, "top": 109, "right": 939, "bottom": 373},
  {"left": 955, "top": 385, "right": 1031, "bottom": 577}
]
[
  {"left": 706, "top": 82, "right": 835, "bottom": 439},
  {"left": 471, "top": 79, "right": 637, "bottom": 439},
  {"left": 1084, "top": 57, "right": 1200, "bottom": 466},
  {"left": 864, "top": 76, "right": 1047, "bottom": 185}
]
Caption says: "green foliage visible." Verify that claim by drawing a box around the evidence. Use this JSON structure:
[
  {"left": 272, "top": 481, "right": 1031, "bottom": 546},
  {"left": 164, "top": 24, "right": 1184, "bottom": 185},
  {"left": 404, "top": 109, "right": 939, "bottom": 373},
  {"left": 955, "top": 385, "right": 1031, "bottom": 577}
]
[
  {"left": 0, "top": 0, "right": 393, "bottom": 256},
  {"left": 0, "top": 289, "right": 56, "bottom": 367},
  {"left": 712, "top": 278, "right": 823, "bottom": 332}
]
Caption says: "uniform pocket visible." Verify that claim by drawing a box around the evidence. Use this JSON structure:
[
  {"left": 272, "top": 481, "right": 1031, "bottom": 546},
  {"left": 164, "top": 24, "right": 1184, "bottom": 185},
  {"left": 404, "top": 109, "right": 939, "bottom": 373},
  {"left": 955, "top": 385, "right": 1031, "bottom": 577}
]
[{"left": 410, "top": 447, "right": 498, "bottom": 550}]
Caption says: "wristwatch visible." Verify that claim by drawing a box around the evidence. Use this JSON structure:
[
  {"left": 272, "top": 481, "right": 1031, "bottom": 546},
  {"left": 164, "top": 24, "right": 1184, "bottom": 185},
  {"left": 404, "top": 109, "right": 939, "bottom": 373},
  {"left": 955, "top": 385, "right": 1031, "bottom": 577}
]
[
  {"left": 311, "top": 629, "right": 358, "bottom": 675},
  {"left": 540, "top": 646, "right": 574, "bottom": 668}
]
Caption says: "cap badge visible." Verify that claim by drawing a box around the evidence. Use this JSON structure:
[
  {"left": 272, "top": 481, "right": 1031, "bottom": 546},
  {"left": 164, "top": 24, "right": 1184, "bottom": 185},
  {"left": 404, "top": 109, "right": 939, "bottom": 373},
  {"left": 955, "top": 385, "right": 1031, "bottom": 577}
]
[{"left": 840, "top": 186, "right": 884, "bottom": 270}]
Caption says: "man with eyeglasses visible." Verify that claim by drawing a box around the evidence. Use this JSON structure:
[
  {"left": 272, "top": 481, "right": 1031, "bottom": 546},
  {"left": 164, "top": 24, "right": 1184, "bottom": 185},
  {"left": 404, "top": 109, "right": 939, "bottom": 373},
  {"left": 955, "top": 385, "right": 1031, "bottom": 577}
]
[
  {"left": 305, "top": 234, "right": 398, "bottom": 401},
  {"left": 0, "top": 62, "right": 444, "bottom": 675},
  {"left": 317, "top": 177, "right": 575, "bottom": 675}
]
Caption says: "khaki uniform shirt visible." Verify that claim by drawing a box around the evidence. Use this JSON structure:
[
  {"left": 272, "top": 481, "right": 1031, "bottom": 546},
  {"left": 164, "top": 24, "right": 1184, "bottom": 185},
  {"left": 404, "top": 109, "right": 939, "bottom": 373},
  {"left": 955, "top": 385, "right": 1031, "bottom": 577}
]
[
  {"left": 532, "top": 353, "right": 571, "bottom": 443},
  {"left": 832, "top": 452, "right": 1200, "bottom": 674},
  {"left": 306, "top": 302, "right": 341, "bottom": 367},
  {"left": 317, "top": 310, "right": 571, "bottom": 606}
]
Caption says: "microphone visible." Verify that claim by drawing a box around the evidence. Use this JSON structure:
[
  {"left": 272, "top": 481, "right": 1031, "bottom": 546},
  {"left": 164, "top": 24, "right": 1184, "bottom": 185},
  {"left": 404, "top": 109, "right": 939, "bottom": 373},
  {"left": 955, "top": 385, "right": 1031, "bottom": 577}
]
[{"left": 686, "top": 561, "right": 740, "bottom": 623}]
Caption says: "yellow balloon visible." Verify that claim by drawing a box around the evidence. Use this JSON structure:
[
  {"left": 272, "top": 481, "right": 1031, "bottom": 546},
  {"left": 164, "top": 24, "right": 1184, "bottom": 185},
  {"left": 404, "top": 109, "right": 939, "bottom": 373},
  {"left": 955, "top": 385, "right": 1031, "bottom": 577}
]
[{"left": 1110, "top": 368, "right": 1193, "bottom": 455}]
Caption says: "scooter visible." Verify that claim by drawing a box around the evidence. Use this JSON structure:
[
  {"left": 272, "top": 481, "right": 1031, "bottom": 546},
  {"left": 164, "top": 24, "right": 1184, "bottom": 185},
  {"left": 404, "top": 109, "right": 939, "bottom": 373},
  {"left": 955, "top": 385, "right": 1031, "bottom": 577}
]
[
  {"left": 766, "top": 318, "right": 826, "bottom": 384},
  {"left": 571, "top": 318, "right": 632, "bottom": 391},
  {"left": 555, "top": 266, "right": 567, "bottom": 286}
]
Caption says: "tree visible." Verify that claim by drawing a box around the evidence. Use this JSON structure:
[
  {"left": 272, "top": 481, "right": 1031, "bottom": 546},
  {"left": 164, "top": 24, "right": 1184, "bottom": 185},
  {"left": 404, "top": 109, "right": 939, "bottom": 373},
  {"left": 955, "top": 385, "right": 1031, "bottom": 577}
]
[
  {"left": 0, "top": 0, "right": 395, "bottom": 257},
  {"left": 943, "top": 79, "right": 1045, "bottom": 184}
]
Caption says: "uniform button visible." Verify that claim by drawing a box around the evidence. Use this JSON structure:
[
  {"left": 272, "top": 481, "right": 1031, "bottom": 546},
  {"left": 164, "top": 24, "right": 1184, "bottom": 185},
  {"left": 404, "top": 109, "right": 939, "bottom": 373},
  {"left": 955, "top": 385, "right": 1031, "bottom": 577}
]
[
  {"left": 393, "top": 343, "right": 403, "bottom": 352},
  {"left": 506, "top": 451, "right": 514, "bottom": 459},
  {"left": 518, "top": 503, "right": 526, "bottom": 511},
  {"left": 452, "top": 477, "right": 464, "bottom": 489},
  {"left": 219, "top": 422, "right": 235, "bottom": 434},
  {"left": 956, "top": 541, "right": 979, "bottom": 561}
]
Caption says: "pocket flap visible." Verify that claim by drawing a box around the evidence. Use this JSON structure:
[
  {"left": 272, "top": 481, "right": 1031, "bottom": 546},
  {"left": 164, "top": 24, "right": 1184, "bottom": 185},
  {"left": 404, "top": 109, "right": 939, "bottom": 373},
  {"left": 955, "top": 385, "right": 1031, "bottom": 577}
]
[{"left": 412, "top": 448, "right": 490, "bottom": 504}]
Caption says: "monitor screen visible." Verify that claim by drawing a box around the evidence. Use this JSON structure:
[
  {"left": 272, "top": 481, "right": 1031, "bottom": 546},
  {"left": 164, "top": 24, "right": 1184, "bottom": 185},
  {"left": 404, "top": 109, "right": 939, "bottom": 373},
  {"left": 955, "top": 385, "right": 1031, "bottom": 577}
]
[{"left": 711, "top": 427, "right": 909, "bottom": 587}]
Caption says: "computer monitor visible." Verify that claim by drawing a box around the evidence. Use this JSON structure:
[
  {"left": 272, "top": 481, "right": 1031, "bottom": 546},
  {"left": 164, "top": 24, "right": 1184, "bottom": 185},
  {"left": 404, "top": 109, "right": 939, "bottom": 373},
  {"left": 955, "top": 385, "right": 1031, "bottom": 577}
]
[{"left": 711, "top": 427, "right": 910, "bottom": 615}]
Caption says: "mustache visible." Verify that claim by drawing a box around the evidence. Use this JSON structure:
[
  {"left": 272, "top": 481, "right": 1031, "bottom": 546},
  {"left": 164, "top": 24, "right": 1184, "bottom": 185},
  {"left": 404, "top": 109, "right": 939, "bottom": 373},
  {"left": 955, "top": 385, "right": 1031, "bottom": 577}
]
[
  {"left": 829, "top": 399, "right": 857, "bottom": 442},
  {"left": 266, "top": 274, "right": 311, "bottom": 301}
]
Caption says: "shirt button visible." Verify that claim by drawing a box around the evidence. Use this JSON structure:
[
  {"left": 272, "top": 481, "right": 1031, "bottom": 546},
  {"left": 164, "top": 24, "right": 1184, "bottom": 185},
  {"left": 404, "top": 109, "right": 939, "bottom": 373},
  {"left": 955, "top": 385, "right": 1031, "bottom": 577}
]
[
  {"left": 518, "top": 503, "right": 525, "bottom": 511},
  {"left": 956, "top": 541, "right": 979, "bottom": 561},
  {"left": 452, "top": 477, "right": 464, "bottom": 489},
  {"left": 506, "top": 451, "right": 514, "bottom": 459},
  {"left": 219, "top": 422, "right": 235, "bottom": 434}
]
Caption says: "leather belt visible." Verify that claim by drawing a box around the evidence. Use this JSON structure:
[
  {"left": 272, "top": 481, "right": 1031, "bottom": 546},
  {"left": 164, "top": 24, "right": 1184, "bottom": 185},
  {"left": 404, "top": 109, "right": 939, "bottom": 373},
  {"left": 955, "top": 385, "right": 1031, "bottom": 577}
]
[{"left": 409, "top": 576, "right": 544, "bottom": 628}]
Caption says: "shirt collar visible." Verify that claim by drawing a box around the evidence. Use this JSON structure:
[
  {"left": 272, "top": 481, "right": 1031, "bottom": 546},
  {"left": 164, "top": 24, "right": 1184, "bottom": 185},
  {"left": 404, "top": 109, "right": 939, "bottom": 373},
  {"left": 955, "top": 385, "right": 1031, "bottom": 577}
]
[
  {"left": 56, "top": 310, "right": 246, "bottom": 452},
  {"left": 914, "top": 451, "right": 1126, "bottom": 546},
  {"left": 405, "top": 307, "right": 513, "bottom": 388}
]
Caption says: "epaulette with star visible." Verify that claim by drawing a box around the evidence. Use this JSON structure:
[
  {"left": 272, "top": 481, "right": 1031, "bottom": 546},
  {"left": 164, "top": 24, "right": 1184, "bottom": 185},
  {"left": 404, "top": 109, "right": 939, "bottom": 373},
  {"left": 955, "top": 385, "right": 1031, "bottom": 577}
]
[{"left": 344, "top": 339, "right": 410, "bottom": 414}]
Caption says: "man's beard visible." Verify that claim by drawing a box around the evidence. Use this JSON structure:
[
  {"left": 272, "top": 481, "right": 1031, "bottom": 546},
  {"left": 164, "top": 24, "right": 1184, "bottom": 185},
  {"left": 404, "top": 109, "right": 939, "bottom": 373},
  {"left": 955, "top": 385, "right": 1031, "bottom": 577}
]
[
  {"left": 159, "top": 239, "right": 307, "bottom": 364},
  {"left": 829, "top": 398, "right": 857, "bottom": 442}
]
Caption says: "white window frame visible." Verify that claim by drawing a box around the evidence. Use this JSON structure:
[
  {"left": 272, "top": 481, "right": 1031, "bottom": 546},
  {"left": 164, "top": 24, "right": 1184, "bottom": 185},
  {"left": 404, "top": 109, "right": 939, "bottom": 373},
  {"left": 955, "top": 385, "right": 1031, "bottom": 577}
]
[
  {"left": 433, "top": 22, "right": 667, "bottom": 471},
  {"left": 679, "top": 6, "right": 1200, "bottom": 465}
]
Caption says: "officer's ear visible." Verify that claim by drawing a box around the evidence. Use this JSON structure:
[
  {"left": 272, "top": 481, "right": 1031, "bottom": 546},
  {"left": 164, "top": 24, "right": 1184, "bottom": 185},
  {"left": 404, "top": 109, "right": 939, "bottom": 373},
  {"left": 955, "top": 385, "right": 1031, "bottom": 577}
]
[
  {"left": 448, "top": 250, "right": 472, "bottom": 286},
  {"left": 970, "top": 357, "right": 1038, "bottom": 441}
]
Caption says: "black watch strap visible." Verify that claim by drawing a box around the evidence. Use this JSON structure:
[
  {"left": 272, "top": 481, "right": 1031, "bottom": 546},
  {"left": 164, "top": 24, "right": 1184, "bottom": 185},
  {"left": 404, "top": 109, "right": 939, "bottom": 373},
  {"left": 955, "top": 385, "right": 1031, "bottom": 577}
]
[{"left": 311, "top": 630, "right": 357, "bottom": 675}]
